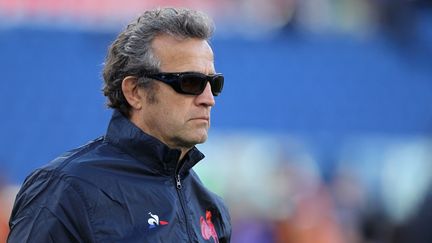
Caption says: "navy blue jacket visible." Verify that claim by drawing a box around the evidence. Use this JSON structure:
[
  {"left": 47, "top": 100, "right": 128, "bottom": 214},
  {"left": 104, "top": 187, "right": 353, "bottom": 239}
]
[{"left": 8, "top": 111, "right": 231, "bottom": 242}]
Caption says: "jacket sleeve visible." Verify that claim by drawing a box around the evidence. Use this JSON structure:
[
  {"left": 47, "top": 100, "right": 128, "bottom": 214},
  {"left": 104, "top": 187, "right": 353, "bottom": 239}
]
[{"left": 8, "top": 170, "right": 95, "bottom": 243}]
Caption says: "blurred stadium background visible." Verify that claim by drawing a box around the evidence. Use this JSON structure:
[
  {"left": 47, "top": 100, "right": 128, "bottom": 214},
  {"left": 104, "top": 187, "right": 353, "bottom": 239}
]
[{"left": 1, "top": 0, "right": 432, "bottom": 242}]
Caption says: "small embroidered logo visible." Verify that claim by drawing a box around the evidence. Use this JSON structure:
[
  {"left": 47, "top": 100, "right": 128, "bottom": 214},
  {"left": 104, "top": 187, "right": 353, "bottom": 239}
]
[
  {"left": 200, "top": 210, "right": 219, "bottom": 243},
  {"left": 148, "top": 212, "right": 169, "bottom": 229}
]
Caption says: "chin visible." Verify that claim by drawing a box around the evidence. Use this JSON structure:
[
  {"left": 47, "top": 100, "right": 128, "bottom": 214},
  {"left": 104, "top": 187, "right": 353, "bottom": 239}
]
[
  {"left": 174, "top": 132, "right": 208, "bottom": 148},
  {"left": 190, "top": 132, "right": 209, "bottom": 145},
  {"left": 191, "top": 134, "right": 208, "bottom": 145},
  {"left": 195, "top": 137, "right": 208, "bottom": 145}
]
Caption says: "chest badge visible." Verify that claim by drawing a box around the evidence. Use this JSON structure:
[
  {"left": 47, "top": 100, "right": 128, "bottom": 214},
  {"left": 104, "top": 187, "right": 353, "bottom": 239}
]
[
  {"left": 148, "top": 212, "right": 169, "bottom": 229},
  {"left": 200, "top": 210, "right": 219, "bottom": 243}
]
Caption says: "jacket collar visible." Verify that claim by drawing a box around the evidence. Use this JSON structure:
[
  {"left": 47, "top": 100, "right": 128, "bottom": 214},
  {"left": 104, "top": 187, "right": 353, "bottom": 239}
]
[{"left": 104, "top": 110, "right": 205, "bottom": 175}]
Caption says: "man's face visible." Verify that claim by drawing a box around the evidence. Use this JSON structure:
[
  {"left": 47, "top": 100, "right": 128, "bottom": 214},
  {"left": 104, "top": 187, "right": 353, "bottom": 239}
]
[{"left": 135, "top": 35, "right": 216, "bottom": 151}]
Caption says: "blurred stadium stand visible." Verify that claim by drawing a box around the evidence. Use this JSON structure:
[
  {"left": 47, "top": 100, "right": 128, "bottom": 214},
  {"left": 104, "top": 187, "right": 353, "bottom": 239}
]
[{"left": 1, "top": 0, "right": 432, "bottom": 242}]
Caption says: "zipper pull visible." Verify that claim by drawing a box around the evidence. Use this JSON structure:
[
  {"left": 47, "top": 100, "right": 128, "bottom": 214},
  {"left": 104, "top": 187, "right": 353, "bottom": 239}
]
[{"left": 176, "top": 175, "right": 182, "bottom": 190}]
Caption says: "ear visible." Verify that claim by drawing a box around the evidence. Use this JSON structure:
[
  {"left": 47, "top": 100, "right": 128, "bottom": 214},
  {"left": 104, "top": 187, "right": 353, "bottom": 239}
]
[{"left": 122, "top": 76, "right": 143, "bottom": 110}]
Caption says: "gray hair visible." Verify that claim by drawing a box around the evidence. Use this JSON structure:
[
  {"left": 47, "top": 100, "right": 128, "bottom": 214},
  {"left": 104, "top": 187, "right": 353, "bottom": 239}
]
[{"left": 102, "top": 7, "right": 215, "bottom": 117}]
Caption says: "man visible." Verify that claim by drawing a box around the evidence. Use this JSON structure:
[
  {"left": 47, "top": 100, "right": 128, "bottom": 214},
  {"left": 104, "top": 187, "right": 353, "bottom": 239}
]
[{"left": 8, "top": 7, "right": 231, "bottom": 242}]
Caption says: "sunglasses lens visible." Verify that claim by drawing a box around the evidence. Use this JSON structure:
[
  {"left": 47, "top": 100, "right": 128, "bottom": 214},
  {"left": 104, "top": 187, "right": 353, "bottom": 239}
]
[
  {"left": 180, "top": 74, "right": 207, "bottom": 95},
  {"left": 211, "top": 75, "right": 224, "bottom": 96}
]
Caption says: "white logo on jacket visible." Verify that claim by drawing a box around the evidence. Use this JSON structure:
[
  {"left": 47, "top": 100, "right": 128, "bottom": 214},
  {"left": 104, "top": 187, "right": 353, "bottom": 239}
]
[{"left": 148, "top": 212, "right": 169, "bottom": 229}]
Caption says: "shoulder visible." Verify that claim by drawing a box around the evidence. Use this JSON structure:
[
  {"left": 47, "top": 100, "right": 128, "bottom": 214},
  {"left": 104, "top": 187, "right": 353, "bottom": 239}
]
[
  {"left": 12, "top": 162, "right": 100, "bottom": 219},
  {"left": 9, "top": 166, "right": 98, "bottom": 242},
  {"left": 35, "top": 135, "right": 134, "bottom": 182},
  {"left": 9, "top": 138, "right": 111, "bottom": 239},
  {"left": 13, "top": 134, "right": 145, "bottom": 214},
  {"left": 13, "top": 137, "right": 113, "bottom": 215}
]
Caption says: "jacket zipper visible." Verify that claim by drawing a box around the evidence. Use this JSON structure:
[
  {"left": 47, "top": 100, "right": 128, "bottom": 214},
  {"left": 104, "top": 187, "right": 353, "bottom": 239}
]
[
  {"left": 175, "top": 174, "right": 193, "bottom": 242},
  {"left": 176, "top": 175, "right": 182, "bottom": 189}
]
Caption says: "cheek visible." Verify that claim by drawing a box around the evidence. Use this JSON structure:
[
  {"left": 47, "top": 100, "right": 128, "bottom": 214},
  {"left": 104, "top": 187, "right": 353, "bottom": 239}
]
[
  {"left": 160, "top": 103, "right": 188, "bottom": 127},
  {"left": 170, "top": 101, "right": 192, "bottom": 120},
  {"left": 158, "top": 95, "right": 194, "bottom": 125}
]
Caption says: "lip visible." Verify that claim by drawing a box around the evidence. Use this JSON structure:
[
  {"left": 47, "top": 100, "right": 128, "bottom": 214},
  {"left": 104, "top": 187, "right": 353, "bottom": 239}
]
[{"left": 190, "top": 117, "right": 210, "bottom": 122}]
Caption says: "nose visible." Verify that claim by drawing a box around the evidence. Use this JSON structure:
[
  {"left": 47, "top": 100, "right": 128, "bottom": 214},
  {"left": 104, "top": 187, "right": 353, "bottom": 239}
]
[{"left": 195, "top": 82, "right": 215, "bottom": 107}]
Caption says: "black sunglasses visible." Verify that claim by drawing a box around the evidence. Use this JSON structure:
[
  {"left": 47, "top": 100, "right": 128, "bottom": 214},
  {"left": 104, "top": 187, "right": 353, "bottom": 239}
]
[{"left": 144, "top": 72, "right": 224, "bottom": 96}]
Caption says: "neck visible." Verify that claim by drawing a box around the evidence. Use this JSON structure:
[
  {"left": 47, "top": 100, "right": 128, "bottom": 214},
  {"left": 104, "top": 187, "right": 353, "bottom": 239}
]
[{"left": 129, "top": 113, "right": 191, "bottom": 162}]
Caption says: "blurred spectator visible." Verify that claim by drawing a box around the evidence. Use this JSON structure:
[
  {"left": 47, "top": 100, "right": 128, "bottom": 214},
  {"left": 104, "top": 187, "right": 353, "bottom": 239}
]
[
  {"left": 0, "top": 175, "right": 15, "bottom": 243},
  {"left": 231, "top": 217, "right": 275, "bottom": 243},
  {"left": 274, "top": 185, "right": 346, "bottom": 243},
  {"left": 330, "top": 166, "right": 366, "bottom": 243},
  {"left": 392, "top": 188, "right": 432, "bottom": 243}
]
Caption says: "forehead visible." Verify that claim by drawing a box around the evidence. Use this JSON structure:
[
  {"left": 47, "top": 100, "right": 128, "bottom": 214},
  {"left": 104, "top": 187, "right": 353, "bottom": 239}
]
[{"left": 151, "top": 35, "right": 215, "bottom": 73}]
